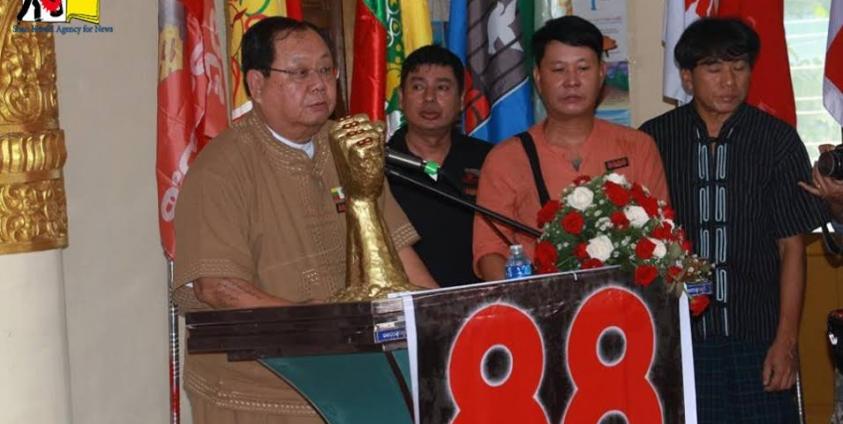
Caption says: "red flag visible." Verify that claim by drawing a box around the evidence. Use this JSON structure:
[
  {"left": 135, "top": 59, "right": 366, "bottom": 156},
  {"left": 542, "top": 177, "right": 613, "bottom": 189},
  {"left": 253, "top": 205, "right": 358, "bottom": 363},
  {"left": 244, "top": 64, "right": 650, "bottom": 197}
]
[
  {"left": 718, "top": 0, "right": 796, "bottom": 126},
  {"left": 157, "top": 0, "right": 228, "bottom": 259},
  {"left": 286, "top": 0, "right": 303, "bottom": 19},
  {"left": 349, "top": 0, "right": 387, "bottom": 121},
  {"left": 825, "top": 0, "right": 843, "bottom": 125}
]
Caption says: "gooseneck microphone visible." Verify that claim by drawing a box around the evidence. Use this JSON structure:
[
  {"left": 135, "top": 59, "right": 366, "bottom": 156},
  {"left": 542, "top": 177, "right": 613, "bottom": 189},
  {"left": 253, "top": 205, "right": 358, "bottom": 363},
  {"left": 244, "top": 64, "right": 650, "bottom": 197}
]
[{"left": 385, "top": 147, "right": 441, "bottom": 178}]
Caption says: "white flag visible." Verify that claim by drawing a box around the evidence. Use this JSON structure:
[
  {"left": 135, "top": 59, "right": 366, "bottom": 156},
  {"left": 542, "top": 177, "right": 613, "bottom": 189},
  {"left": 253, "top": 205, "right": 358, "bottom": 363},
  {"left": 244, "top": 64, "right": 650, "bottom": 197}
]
[
  {"left": 825, "top": 0, "right": 843, "bottom": 125},
  {"left": 663, "top": 0, "right": 718, "bottom": 104}
]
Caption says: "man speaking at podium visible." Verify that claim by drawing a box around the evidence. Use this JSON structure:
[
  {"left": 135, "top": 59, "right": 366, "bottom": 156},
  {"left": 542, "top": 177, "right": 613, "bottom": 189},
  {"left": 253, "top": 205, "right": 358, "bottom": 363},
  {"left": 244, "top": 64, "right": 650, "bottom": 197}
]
[{"left": 172, "top": 17, "right": 435, "bottom": 424}]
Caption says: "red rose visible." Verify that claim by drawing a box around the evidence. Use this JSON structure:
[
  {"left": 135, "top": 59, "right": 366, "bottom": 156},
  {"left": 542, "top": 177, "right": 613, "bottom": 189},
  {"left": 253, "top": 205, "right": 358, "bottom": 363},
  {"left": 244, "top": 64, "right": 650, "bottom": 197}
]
[
  {"left": 663, "top": 206, "right": 676, "bottom": 220},
  {"left": 681, "top": 239, "right": 693, "bottom": 253},
  {"left": 640, "top": 196, "right": 660, "bottom": 218},
  {"left": 635, "top": 238, "right": 656, "bottom": 260},
  {"left": 630, "top": 183, "right": 648, "bottom": 203},
  {"left": 610, "top": 211, "right": 629, "bottom": 229},
  {"left": 603, "top": 181, "right": 630, "bottom": 207},
  {"left": 689, "top": 295, "right": 710, "bottom": 317},
  {"left": 634, "top": 265, "right": 659, "bottom": 287},
  {"left": 573, "top": 175, "right": 591, "bottom": 185},
  {"left": 537, "top": 200, "right": 561, "bottom": 228},
  {"left": 574, "top": 242, "right": 589, "bottom": 259},
  {"left": 561, "top": 211, "right": 585, "bottom": 235},
  {"left": 581, "top": 258, "right": 604, "bottom": 269},
  {"left": 650, "top": 222, "right": 673, "bottom": 240},
  {"left": 534, "top": 241, "right": 559, "bottom": 274},
  {"left": 666, "top": 266, "right": 682, "bottom": 282}
]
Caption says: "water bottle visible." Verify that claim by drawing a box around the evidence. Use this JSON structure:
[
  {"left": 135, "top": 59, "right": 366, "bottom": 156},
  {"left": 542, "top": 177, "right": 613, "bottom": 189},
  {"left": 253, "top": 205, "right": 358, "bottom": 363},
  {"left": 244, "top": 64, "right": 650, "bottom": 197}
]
[{"left": 504, "top": 244, "right": 533, "bottom": 279}]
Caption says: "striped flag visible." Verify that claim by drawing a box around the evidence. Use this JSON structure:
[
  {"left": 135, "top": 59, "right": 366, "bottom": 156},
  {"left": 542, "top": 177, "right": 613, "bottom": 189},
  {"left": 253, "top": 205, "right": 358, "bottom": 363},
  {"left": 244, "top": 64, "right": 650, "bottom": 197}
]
[
  {"left": 349, "top": 0, "right": 432, "bottom": 134},
  {"left": 226, "top": 0, "right": 303, "bottom": 119},
  {"left": 157, "top": 0, "right": 228, "bottom": 259},
  {"left": 825, "top": 0, "right": 843, "bottom": 125},
  {"left": 718, "top": 0, "right": 796, "bottom": 126},
  {"left": 663, "top": 0, "right": 718, "bottom": 104},
  {"left": 447, "top": 0, "right": 534, "bottom": 143}
]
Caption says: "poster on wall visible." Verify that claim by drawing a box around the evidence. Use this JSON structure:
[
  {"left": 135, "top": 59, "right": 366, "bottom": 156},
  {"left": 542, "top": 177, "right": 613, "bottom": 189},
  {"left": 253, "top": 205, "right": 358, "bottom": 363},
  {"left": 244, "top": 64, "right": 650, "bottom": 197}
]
[{"left": 544, "top": 0, "right": 632, "bottom": 126}]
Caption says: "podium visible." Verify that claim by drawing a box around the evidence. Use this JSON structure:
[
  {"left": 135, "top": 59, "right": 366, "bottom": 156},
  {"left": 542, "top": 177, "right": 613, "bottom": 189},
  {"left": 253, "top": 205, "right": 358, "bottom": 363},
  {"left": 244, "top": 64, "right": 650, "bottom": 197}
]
[{"left": 186, "top": 268, "right": 696, "bottom": 423}]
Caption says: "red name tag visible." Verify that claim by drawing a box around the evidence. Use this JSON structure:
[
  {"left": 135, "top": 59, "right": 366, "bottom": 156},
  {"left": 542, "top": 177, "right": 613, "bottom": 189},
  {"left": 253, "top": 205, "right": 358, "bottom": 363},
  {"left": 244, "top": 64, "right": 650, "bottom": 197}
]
[{"left": 604, "top": 157, "right": 629, "bottom": 171}]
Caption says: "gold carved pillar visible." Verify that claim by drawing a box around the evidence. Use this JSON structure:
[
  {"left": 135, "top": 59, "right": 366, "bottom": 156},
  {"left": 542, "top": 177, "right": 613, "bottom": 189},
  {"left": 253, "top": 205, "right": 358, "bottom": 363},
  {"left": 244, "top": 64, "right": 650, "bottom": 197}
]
[
  {"left": 0, "top": 0, "right": 68, "bottom": 255},
  {"left": 0, "top": 2, "right": 72, "bottom": 423}
]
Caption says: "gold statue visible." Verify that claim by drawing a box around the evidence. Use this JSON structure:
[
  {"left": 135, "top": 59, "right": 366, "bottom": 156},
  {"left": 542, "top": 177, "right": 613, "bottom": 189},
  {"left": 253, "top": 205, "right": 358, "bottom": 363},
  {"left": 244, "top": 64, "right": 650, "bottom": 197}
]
[{"left": 328, "top": 114, "right": 418, "bottom": 302}]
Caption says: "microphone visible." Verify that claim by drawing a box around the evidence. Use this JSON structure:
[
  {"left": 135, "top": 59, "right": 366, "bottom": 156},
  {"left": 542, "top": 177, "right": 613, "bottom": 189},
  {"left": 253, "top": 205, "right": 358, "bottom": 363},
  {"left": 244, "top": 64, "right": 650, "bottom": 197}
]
[{"left": 385, "top": 147, "right": 441, "bottom": 179}]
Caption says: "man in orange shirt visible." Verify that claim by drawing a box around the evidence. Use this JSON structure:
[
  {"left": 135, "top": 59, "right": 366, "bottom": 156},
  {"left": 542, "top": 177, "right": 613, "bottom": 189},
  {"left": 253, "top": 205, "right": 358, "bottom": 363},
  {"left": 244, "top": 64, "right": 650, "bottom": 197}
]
[{"left": 473, "top": 16, "right": 669, "bottom": 281}]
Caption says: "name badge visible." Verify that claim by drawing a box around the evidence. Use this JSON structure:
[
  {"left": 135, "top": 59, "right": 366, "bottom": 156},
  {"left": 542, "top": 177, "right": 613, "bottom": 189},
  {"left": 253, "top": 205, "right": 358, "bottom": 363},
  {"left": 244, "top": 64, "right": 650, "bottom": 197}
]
[
  {"left": 605, "top": 157, "right": 630, "bottom": 171},
  {"left": 331, "top": 186, "right": 346, "bottom": 213},
  {"left": 462, "top": 168, "right": 481, "bottom": 197}
]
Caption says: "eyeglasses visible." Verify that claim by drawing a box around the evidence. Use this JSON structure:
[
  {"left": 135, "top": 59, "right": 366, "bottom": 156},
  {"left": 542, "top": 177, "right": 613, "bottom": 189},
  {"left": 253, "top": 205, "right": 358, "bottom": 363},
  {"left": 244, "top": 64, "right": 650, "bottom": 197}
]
[{"left": 269, "top": 66, "right": 339, "bottom": 82}]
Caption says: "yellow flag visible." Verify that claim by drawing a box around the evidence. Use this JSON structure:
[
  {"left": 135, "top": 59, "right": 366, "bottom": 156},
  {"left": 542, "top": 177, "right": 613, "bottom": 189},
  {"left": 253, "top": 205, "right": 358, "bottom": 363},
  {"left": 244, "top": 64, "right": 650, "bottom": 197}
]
[
  {"left": 400, "top": 0, "right": 432, "bottom": 54},
  {"left": 227, "top": 0, "right": 289, "bottom": 119},
  {"left": 384, "top": 0, "right": 432, "bottom": 133},
  {"left": 66, "top": 0, "right": 100, "bottom": 24}
]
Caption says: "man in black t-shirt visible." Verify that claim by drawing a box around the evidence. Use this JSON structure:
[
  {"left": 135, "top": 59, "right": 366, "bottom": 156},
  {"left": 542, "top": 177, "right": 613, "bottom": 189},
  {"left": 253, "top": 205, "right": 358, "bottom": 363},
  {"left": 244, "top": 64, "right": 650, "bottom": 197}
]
[
  {"left": 387, "top": 45, "right": 491, "bottom": 286},
  {"left": 640, "top": 18, "right": 826, "bottom": 423}
]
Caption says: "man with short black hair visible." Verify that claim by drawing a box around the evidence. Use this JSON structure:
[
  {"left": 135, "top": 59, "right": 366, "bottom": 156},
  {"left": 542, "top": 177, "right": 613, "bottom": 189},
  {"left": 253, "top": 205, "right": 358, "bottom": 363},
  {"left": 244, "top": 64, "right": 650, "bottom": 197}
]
[
  {"left": 640, "top": 17, "right": 826, "bottom": 422},
  {"left": 388, "top": 44, "right": 491, "bottom": 286},
  {"left": 473, "top": 16, "right": 669, "bottom": 281}
]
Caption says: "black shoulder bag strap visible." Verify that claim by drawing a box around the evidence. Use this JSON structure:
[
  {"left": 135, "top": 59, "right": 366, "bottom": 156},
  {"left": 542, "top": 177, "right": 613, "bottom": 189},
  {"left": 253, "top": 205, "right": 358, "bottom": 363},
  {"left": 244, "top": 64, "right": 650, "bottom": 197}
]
[{"left": 516, "top": 131, "right": 550, "bottom": 206}]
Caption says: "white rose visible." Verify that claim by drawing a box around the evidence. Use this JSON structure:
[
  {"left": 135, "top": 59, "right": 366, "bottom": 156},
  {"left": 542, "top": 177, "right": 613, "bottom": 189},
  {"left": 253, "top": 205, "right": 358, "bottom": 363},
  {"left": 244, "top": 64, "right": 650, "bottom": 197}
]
[
  {"left": 606, "top": 173, "right": 628, "bottom": 186},
  {"left": 586, "top": 235, "right": 614, "bottom": 262},
  {"left": 624, "top": 205, "right": 649, "bottom": 228},
  {"left": 651, "top": 238, "right": 667, "bottom": 258},
  {"left": 567, "top": 187, "right": 594, "bottom": 211}
]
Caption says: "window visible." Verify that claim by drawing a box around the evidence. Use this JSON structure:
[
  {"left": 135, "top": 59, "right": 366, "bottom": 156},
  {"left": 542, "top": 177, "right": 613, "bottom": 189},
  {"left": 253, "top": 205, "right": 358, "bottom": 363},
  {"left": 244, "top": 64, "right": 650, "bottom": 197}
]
[{"left": 785, "top": 0, "right": 840, "bottom": 163}]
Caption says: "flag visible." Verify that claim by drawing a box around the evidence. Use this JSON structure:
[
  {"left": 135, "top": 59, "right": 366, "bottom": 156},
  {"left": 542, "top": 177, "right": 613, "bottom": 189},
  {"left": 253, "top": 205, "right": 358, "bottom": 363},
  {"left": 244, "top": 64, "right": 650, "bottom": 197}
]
[
  {"left": 401, "top": 0, "right": 433, "bottom": 54},
  {"left": 157, "top": 0, "right": 228, "bottom": 259},
  {"left": 389, "top": 0, "right": 433, "bottom": 131},
  {"left": 825, "top": 0, "right": 843, "bottom": 126},
  {"left": 349, "top": 0, "right": 433, "bottom": 134},
  {"left": 349, "top": 0, "right": 432, "bottom": 134},
  {"left": 718, "top": 0, "right": 796, "bottom": 126},
  {"left": 447, "top": 0, "right": 534, "bottom": 143},
  {"left": 663, "top": 0, "right": 718, "bottom": 104},
  {"left": 226, "top": 0, "right": 303, "bottom": 119}
]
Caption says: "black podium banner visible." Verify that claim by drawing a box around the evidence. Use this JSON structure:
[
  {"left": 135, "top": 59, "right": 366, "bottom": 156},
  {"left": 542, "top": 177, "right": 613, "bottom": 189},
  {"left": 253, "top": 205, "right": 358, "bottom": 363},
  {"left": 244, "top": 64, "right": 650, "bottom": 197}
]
[{"left": 411, "top": 268, "right": 685, "bottom": 423}]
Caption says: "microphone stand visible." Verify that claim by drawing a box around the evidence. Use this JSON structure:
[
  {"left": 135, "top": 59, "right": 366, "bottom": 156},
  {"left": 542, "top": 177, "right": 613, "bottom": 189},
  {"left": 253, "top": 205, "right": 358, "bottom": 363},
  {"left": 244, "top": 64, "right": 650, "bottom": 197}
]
[{"left": 385, "top": 165, "right": 542, "bottom": 238}]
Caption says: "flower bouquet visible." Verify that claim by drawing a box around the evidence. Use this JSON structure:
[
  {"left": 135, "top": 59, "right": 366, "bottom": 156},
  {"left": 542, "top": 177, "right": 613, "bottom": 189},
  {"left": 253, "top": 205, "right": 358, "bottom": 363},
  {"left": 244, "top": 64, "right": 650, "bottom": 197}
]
[{"left": 534, "top": 173, "right": 712, "bottom": 316}]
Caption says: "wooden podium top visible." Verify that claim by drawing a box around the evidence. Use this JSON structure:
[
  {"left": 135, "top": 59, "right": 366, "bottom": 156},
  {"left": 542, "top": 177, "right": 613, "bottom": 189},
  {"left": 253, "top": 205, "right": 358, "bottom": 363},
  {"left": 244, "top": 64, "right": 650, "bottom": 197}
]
[{"left": 186, "top": 297, "right": 406, "bottom": 360}]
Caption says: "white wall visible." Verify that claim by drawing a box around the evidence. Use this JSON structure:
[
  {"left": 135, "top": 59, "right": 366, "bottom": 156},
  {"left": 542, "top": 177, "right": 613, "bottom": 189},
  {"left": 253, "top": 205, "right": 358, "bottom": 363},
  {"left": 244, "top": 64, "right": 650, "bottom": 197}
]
[
  {"left": 0, "top": 251, "right": 72, "bottom": 423},
  {"left": 55, "top": 1, "right": 170, "bottom": 423},
  {"left": 628, "top": 0, "right": 673, "bottom": 126}
]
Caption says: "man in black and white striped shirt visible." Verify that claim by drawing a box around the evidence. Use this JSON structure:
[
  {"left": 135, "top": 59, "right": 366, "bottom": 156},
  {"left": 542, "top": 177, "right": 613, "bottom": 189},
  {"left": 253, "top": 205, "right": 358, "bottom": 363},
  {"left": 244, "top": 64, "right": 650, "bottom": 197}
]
[{"left": 640, "top": 18, "right": 827, "bottom": 423}]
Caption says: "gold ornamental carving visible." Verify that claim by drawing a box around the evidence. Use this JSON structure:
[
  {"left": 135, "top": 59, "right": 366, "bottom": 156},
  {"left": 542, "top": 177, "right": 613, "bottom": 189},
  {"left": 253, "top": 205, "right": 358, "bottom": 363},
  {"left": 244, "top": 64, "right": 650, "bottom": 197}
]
[
  {"left": 0, "top": 1, "right": 68, "bottom": 254},
  {"left": 327, "top": 115, "right": 419, "bottom": 302}
]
